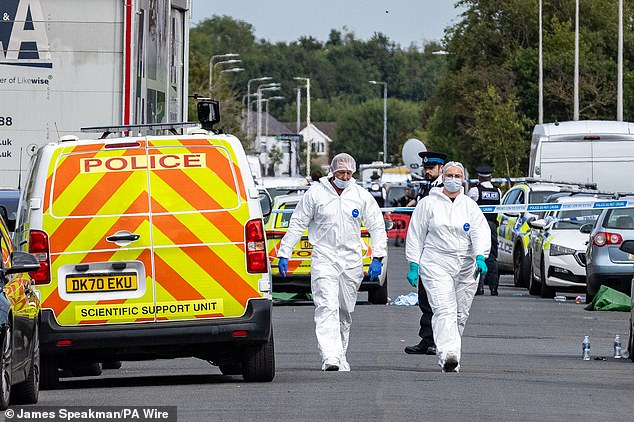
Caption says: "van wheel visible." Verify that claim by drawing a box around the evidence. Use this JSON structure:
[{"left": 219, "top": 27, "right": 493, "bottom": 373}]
[
  {"left": 11, "top": 324, "right": 39, "bottom": 405},
  {"left": 40, "top": 356, "right": 59, "bottom": 390},
  {"left": 242, "top": 328, "right": 275, "bottom": 382},
  {"left": 71, "top": 362, "right": 102, "bottom": 377},
  {"left": 513, "top": 247, "right": 530, "bottom": 288},
  {"left": 102, "top": 360, "right": 122, "bottom": 370},
  {"left": 539, "top": 259, "right": 556, "bottom": 298},
  {"left": 219, "top": 362, "right": 242, "bottom": 376},
  {"left": 368, "top": 278, "right": 388, "bottom": 305}
]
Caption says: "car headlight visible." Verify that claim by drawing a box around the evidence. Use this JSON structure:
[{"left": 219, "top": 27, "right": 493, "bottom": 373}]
[{"left": 549, "top": 244, "right": 576, "bottom": 256}]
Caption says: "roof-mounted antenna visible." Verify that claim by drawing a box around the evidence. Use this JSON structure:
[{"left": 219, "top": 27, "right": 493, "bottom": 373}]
[{"left": 17, "top": 147, "right": 22, "bottom": 190}]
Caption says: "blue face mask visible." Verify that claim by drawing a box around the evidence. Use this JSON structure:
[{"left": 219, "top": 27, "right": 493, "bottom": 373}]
[
  {"left": 333, "top": 177, "right": 351, "bottom": 189},
  {"left": 444, "top": 177, "right": 463, "bottom": 193}
]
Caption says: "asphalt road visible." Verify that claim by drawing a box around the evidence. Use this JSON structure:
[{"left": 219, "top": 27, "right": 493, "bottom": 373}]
[{"left": 25, "top": 242, "right": 634, "bottom": 422}]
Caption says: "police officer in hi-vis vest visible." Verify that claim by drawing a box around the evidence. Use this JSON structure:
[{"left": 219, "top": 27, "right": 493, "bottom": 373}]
[{"left": 467, "top": 165, "right": 502, "bottom": 296}]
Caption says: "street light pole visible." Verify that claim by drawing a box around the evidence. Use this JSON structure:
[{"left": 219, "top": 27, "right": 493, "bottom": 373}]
[
  {"left": 296, "top": 87, "right": 301, "bottom": 133},
  {"left": 208, "top": 53, "right": 239, "bottom": 98},
  {"left": 294, "top": 77, "right": 310, "bottom": 175},
  {"left": 210, "top": 59, "right": 241, "bottom": 97},
  {"left": 247, "top": 76, "right": 272, "bottom": 140},
  {"left": 264, "top": 96, "right": 285, "bottom": 136},
  {"left": 369, "top": 80, "right": 388, "bottom": 163},
  {"left": 256, "top": 85, "right": 281, "bottom": 150}
]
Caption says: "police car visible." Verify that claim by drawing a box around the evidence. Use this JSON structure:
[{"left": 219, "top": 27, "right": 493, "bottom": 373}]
[
  {"left": 527, "top": 196, "right": 603, "bottom": 298},
  {"left": 497, "top": 182, "right": 576, "bottom": 287}
]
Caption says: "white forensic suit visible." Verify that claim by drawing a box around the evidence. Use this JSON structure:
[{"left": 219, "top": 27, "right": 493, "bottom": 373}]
[
  {"left": 405, "top": 187, "right": 490, "bottom": 369},
  {"left": 278, "top": 176, "right": 387, "bottom": 371}
]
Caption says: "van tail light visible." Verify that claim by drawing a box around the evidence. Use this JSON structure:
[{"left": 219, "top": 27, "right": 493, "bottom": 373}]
[
  {"left": 592, "top": 231, "right": 622, "bottom": 247},
  {"left": 246, "top": 219, "right": 268, "bottom": 273},
  {"left": 29, "top": 230, "right": 51, "bottom": 284}
]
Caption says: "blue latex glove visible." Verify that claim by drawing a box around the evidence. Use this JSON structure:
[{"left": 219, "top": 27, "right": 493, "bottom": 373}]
[
  {"left": 368, "top": 259, "right": 383, "bottom": 280},
  {"left": 476, "top": 255, "right": 488, "bottom": 277},
  {"left": 406, "top": 262, "right": 419, "bottom": 287},
  {"left": 278, "top": 257, "right": 288, "bottom": 277}
]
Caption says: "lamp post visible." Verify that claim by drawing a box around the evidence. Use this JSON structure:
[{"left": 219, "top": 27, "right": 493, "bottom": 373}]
[
  {"left": 208, "top": 53, "right": 239, "bottom": 97},
  {"left": 294, "top": 77, "right": 310, "bottom": 175},
  {"left": 256, "top": 85, "right": 281, "bottom": 150},
  {"left": 247, "top": 76, "right": 273, "bottom": 140},
  {"left": 263, "top": 96, "right": 285, "bottom": 136},
  {"left": 295, "top": 87, "right": 302, "bottom": 133},
  {"left": 369, "top": 80, "right": 388, "bottom": 163},
  {"left": 210, "top": 59, "right": 241, "bottom": 97}
]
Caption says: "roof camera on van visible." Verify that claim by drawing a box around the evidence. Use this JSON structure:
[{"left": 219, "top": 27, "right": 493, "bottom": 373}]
[{"left": 197, "top": 99, "right": 221, "bottom": 132}]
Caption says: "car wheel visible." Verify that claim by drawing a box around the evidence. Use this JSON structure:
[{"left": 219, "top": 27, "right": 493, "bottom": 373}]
[
  {"left": 627, "top": 317, "right": 634, "bottom": 362},
  {"left": 39, "top": 356, "right": 59, "bottom": 390},
  {"left": 513, "top": 247, "right": 530, "bottom": 288},
  {"left": 11, "top": 324, "right": 39, "bottom": 405},
  {"left": 0, "top": 324, "right": 12, "bottom": 410},
  {"left": 242, "top": 327, "right": 275, "bottom": 382},
  {"left": 528, "top": 259, "right": 541, "bottom": 296},
  {"left": 539, "top": 258, "right": 556, "bottom": 299},
  {"left": 368, "top": 277, "right": 388, "bottom": 305}
]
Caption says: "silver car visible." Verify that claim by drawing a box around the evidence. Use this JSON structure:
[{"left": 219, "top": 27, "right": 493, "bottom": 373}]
[{"left": 584, "top": 201, "right": 634, "bottom": 303}]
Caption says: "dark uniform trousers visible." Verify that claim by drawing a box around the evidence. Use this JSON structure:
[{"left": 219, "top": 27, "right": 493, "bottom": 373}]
[{"left": 482, "top": 220, "right": 499, "bottom": 291}]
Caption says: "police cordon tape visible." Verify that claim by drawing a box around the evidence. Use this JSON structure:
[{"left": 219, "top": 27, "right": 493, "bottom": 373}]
[{"left": 271, "top": 199, "right": 634, "bottom": 215}]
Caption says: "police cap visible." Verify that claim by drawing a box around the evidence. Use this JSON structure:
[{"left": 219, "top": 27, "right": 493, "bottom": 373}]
[
  {"left": 475, "top": 165, "right": 493, "bottom": 177},
  {"left": 419, "top": 151, "right": 448, "bottom": 167}
]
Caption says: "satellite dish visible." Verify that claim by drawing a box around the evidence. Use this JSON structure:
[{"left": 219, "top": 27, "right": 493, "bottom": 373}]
[{"left": 402, "top": 138, "right": 426, "bottom": 176}]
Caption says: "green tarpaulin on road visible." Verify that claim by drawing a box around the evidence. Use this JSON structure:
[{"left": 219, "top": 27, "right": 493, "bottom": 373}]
[{"left": 585, "top": 285, "right": 632, "bottom": 311}]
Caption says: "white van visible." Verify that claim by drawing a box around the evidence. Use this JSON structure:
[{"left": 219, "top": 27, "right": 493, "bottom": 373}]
[{"left": 529, "top": 120, "right": 634, "bottom": 192}]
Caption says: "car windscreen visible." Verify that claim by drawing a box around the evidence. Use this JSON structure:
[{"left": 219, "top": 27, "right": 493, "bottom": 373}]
[
  {"left": 528, "top": 190, "right": 559, "bottom": 218},
  {"left": 603, "top": 208, "right": 634, "bottom": 230},
  {"left": 553, "top": 209, "right": 602, "bottom": 230}
]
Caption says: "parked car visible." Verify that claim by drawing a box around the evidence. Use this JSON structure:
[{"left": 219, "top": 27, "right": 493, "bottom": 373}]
[
  {"left": 265, "top": 193, "right": 391, "bottom": 304},
  {"left": 584, "top": 200, "right": 634, "bottom": 304},
  {"left": 0, "top": 213, "right": 41, "bottom": 409},
  {"left": 497, "top": 182, "right": 568, "bottom": 287},
  {"left": 617, "top": 240, "right": 634, "bottom": 362},
  {"left": 527, "top": 196, "right": 603, "bottom": 298}
]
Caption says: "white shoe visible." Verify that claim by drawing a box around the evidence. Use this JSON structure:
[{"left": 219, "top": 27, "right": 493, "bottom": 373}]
[
  {"left": 442, "top": 353, "right": 459, "bottom": 373},
  {"left": 339, "top": 361, "right": 350, "bottom": 372}
]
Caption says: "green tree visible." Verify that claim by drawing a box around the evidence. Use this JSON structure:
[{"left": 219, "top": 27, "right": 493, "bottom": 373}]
[{"left": 470, "top": 86, "right": 533, "bottom": 176}]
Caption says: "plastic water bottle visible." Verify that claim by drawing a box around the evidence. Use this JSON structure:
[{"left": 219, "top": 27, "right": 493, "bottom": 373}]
[
  {"left": 582, "top": 336, "right": 591, "bottom": 360},
  {"left": 554, "top": 295, "right": 566, "bottom": 302},
  {"left": 614, "top": 335, "right": 622, "bottom": 359}
]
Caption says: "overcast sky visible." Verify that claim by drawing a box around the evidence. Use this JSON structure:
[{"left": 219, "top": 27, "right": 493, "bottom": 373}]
[{"left": 190, "top": 0, "right": 464, "bottom": 48}]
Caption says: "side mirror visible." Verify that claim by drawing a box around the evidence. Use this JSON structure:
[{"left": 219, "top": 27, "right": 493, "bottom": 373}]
[
  {"left": 259, "top": 190, "right": 272, "bottom": 218},
  {"left": 197, "top": 99, "right": 221, "bottom": 131},
  {"left": 619, "top": 240, "right": 634, "bottom": 255},
  {"left": 579, "top": 224, "right": 593, "bottom": 234},
  {"left": 3, "top": 251, "right": 40, "bottom": 276}
]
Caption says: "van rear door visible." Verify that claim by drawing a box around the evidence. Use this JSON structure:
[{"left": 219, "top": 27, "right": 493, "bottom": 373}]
[
  {"left": 43, "top": 140, "right": 154, "bottom": 326},
  {"left": 147, "top": 138, "right": 263, "bottom": 322},
  {"left": 538, "top": 135, "right": 593, "bottom": 184}
]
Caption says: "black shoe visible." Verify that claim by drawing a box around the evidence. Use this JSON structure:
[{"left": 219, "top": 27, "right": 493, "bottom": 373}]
[
  {"left": 405, "top": 342, "right": 437, "bottom": 355},
  {"left": 475, "top": 287, "right": 485, "bottom": 296},
  {"left": 490, "top": 288, "right": 498, "bottom": 296}
]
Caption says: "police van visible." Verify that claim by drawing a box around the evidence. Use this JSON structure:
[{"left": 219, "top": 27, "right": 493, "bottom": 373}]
[{"left": 14, "top": 101, "right": 275, "bottom": 388}]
